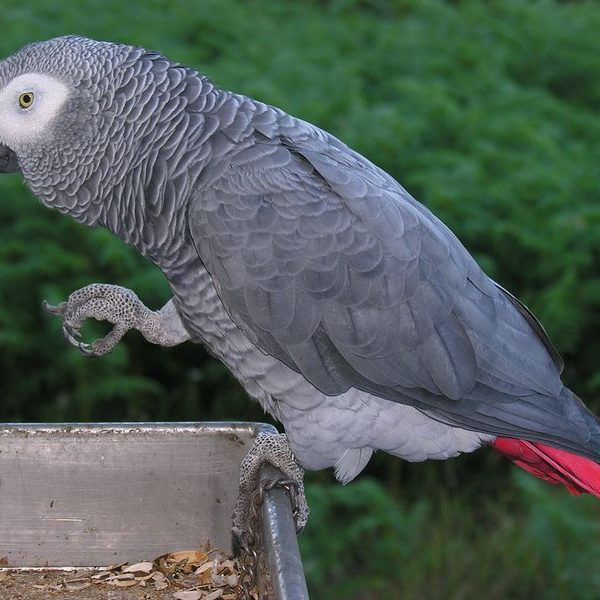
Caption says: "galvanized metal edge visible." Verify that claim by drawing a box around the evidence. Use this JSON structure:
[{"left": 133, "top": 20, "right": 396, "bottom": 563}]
[
  {"left": 260, "top": 464, "right": 310, "bottom": 600},
  {"left": 0, "top": 421, "right": 278, "bottom": 436}
]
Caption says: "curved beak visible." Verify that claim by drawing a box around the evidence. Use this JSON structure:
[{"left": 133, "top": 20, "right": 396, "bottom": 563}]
[{"left": 0, "top": 143, "right": 20, "bottom": 173}]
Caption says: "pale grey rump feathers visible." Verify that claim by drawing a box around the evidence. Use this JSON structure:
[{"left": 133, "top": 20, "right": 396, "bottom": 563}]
[{"left": 2, "top": 36, "right": 599, "bottom": 473}]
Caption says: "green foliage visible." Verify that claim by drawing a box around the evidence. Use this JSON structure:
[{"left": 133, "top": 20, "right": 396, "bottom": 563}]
[
  {"left": 301, "top": 471, "right": 600, "bottom": 599},
  {"left": 0, "top": 0, "right": 599, "bottom": 597}
]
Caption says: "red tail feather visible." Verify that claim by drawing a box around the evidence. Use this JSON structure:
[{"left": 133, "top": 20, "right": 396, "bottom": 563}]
[{"left": 492, "top": 437, "right": 600, "bottom": 498}]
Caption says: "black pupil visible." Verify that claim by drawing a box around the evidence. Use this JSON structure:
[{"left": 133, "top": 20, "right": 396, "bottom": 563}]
[{"left": 22, "top": 94, "right": 31, "bottom": 105}]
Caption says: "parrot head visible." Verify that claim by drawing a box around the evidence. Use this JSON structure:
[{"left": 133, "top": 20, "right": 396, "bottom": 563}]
[
  {"left": 0, "top": 36, "right": 147, "bottom": 223},
  {"left": 0, "top": 37, "right": 114, "bottom": 166}
]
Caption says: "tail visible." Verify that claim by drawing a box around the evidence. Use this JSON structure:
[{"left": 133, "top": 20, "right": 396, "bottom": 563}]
[{"left": 492, "top": 437, "right": 600, "bottom": 497}]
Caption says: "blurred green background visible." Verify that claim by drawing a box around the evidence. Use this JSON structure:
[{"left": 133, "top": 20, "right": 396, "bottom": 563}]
[{"left": 1, "top": 0, "right": 600, "bottom": 598}]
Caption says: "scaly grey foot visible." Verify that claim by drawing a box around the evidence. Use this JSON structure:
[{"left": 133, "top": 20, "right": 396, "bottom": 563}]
[
  {"left": 43, "top": 283, "right": 190, "bottom": 357},
  {"left": 233, "top": 433, "right": 309, "bottom": 538}
]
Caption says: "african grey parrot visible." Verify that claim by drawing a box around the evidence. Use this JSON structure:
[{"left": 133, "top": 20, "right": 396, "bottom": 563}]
[{"left": 1, "top": 36, "right": 600, "bottom": 534}]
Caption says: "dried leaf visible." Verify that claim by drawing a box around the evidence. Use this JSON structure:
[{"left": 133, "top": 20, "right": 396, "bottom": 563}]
[
  {"left": 153, "top": 573, "right": 170, "bottom": 591},
  {"left": 92, "top": 571, "right": 112, "bottom": 580},
  {"left": 0, "top": 572, "right": 12, "bottom": 583},
  {"left": 204, "top": 589, "right": 224, "bottom": 600},
  {"left": 167, "top": 550, "right": 208, "bottom": 565},
  {"left": 198, "top": 569, "right": 213, "bottom": 586},
  {"left": 123, "top": 561, "right": 154, "bottom": 574},
  {"left": 172, "top": 591, "right": 202, "bottom": 600},
  {"left": 195, "top": 561, "right": 214, "bottom": 575}
]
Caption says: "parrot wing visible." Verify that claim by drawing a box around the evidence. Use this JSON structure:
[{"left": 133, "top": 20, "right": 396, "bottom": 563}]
[{"left": 189, "top": 112, "right": 598, "bottom": 457}]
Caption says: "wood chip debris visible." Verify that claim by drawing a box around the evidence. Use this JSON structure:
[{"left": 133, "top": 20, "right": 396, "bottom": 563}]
[{"left": 0, "top": 544, "right": 256, "bottom": 599}]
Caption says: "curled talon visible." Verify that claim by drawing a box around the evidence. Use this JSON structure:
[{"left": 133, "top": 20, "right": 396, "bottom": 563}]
[
  {"left": 63, "top": 322, "right": 81, "bottom": 340},
  {"left": 62, "top": 325, "right": 81, "bottom": 346},
  {"left": 78, "top": 342, "right": 98, "bottom": 357}
]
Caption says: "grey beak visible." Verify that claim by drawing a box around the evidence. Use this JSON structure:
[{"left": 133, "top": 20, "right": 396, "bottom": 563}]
[{"left": 0, "top": 144, "right": 20, "bottom": 173}]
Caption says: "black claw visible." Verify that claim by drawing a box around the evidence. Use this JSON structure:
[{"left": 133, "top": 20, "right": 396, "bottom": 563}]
[
  {"left": 62, "top": 324, "right": 82, "bottom": 346},
  {"left": 67, "top": 325, "right": 81, "bottom": 340},
  {"left": 78, "top": 341, "right": 98, "bottom": 357}
]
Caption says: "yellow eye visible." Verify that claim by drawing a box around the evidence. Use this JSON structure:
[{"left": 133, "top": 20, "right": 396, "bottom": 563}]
[{"left": 18, "top": 92, "right": 34, "bottom": 109}]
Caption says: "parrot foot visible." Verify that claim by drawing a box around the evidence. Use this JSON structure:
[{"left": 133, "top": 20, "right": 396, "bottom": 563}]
[
  {"left": 43, "top": 284, "right": 151, "bottom": 357},
  {"left": 43, "top": 284, "right": 190, "bottom": 357},
  {"left": 233, "top": 433, "right": 309, "bottom": 541}
]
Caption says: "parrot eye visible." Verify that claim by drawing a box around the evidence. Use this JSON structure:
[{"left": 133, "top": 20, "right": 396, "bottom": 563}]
[{"left": 18, "top": 92, "right": 34, "bottom": 109}]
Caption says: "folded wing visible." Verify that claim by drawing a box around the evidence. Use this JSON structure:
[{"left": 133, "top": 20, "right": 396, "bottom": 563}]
[{"left": 189, "top": 111, "right": 599, "bottom": 459}]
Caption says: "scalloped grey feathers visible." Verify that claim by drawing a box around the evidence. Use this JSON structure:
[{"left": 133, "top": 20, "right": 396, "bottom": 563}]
[{"left": 190, "top": 112, "right": 599, "bottom": 457}]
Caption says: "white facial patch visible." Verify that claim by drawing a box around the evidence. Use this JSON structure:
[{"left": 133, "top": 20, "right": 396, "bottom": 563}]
[{"left": 0, "top": 73, "right": 69, "bottom": 148}]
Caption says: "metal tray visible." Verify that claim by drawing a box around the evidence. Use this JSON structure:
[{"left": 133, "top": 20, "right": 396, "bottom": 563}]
[{"left": 0, "top": 422, "right": 309, "bottom": 599}]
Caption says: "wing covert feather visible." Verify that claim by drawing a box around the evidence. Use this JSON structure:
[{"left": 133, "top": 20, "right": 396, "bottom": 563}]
[{"left": 189, "top": 109, "right": 572, "bottom": 443}]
